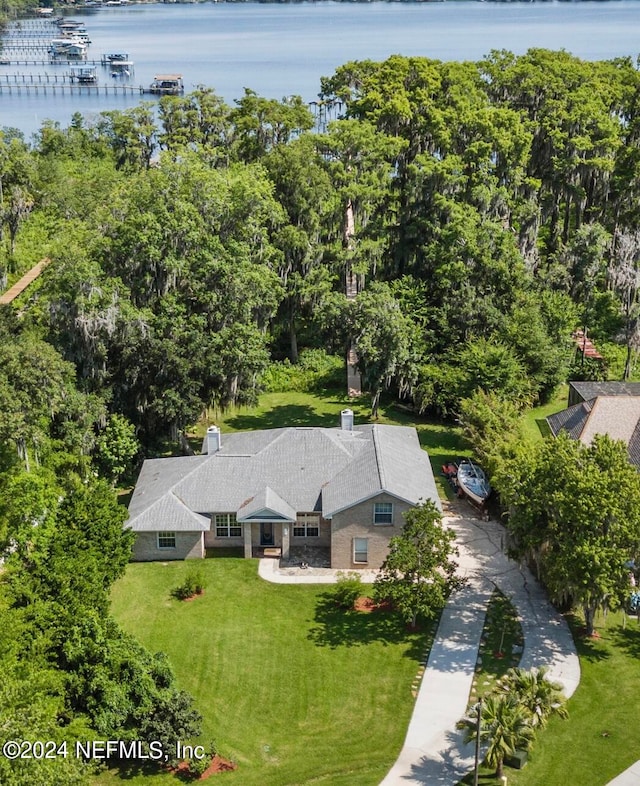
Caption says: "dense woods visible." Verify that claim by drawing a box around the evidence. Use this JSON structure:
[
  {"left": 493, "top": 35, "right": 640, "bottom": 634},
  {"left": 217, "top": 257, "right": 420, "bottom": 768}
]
[{"left": 2, "top": 48, "right": 640, "bottom": 781}]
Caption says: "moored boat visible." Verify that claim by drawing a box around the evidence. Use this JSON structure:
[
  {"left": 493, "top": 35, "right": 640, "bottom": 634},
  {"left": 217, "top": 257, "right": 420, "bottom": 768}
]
[
  {"left": 456, "top": 459, "right": 491, "bottom": 507},
  {"left": 102, "top": 53, "right": 134, "bottom": 73}
]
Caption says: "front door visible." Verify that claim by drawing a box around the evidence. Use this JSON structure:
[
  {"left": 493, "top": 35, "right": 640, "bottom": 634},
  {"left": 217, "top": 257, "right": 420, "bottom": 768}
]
[{"left": 260, "top": 522, "right": 274, "bottom": 546}]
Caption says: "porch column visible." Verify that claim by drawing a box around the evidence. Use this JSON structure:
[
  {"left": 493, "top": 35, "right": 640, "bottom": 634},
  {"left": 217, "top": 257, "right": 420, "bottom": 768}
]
[
  {"left": 282, "top": 523, "right": 290, "bottom": 561},
  {"left": 243, "top": 522, "right": 252, "bottom": 559}
]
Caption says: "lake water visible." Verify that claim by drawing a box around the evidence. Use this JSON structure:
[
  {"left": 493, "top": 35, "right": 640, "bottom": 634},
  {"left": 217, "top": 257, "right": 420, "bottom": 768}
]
[{"left": 2, "top": 0, "right": 640, "bottom": 140}]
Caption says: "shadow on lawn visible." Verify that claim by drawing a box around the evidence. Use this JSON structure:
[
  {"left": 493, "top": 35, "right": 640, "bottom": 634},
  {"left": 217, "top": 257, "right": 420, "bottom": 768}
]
[
  {"left": 103, "top": 761, "right": 165, "bottom": 781},
  {"left": 567, "top": 614, "right": 611, "bottom": 663},
  {"left": 608, "top": 621, "right": 640, "bottom": 660},
  {"left": 307, "top": 592, "right": 425, "bottom": 657},
  {"left": 225, "top": 404, "right": 340, "bottom": 431}
]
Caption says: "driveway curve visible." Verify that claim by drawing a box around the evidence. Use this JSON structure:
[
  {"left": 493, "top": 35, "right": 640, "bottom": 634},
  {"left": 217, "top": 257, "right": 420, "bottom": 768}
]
[{"left": 259, "top": 501, "right": 580, "bottom": 786}]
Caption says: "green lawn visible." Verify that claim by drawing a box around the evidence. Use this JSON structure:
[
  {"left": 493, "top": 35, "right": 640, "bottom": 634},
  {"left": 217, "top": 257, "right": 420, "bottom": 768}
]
[
  {"left": 462, "top": 610, "right": 640, "bottom": 786},
  {"left": 520, "top": 384, "right": 568, "bottom": 443},
  {"left": 103, "top": 557, "right": 433, "bottom": 786}
]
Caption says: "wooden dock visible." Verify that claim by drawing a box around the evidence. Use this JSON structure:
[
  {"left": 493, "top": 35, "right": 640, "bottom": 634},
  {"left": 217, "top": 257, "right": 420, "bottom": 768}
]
[
  {"left": 0, "top": 58, "right": 107, "bottom": 66},
  {"left": 0, "top": 257, "right": 50, "bottom": 305},
  {"left": 2, "top": 73, "right": 84, "bottom": 84},
  {"left": 0, "top": 81, "right": 143, "bottom": 95}
]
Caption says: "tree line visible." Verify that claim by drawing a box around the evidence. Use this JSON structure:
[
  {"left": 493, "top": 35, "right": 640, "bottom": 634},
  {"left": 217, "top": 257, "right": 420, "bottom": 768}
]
[{"left": 3, "top": 50, "right": 640, "bottom": 439}]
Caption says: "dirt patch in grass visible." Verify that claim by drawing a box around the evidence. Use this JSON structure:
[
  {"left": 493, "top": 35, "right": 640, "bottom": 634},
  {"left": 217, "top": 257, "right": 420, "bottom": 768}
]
[
  {"left": 578, "top": 627, "right": 602, "bottom": 639},
  {"left": 173, "top": 755, "right": 237, "bottom": 779},
  {"left": 354, "top": 596, "right": 393, "bottom": 613}
]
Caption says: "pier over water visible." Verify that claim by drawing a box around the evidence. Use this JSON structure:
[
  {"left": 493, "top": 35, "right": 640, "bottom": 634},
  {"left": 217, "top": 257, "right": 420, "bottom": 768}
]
[{"left": 2, "top": 1, "right": 640, "bottom": 137}]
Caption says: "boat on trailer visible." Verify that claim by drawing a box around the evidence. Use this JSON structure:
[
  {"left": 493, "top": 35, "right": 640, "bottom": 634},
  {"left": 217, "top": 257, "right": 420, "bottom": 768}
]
[{"left": 456, "top": 459, "right": 491, "bottom": 508}]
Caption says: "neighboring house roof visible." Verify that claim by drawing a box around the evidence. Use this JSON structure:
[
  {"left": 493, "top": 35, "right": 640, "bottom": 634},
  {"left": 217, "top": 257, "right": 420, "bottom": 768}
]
[
  {"left": 127, "top": 424, "right": 440, "bottom": 532},
  {"left": 569, "top": 381, "right": 640, "bottom": 403},
  {"left": 547, "top": 399, "right": 595, "bottom": 441},
  {"left": 580, "top": 397, "right": 640, "bottom": 446},
  {"left": 547, "top": 395, "right": 640, "bottom": 468}
]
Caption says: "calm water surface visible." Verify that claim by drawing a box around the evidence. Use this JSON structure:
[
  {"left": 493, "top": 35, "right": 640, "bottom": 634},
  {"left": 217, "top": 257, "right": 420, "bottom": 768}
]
[{"left": 2, "top": 1, "right": 640, "bottom": 139}]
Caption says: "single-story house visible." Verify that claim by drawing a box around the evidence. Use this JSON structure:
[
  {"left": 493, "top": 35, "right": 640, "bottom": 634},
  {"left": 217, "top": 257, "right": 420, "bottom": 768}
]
[
  {"left": 126, "top": 409, "right": 441, "bottom": 569},
  {"left": 546, "top": 381, "right": 640, "bottom": 468}
]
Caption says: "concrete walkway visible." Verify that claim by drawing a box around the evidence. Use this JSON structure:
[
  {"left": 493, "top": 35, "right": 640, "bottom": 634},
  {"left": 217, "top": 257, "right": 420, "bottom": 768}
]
[
  {"left": 258, "top": 504, "right": 581, "bottom": 785},
  {"left": 607, "top": 762, "right": 640, "bottom": 786}
]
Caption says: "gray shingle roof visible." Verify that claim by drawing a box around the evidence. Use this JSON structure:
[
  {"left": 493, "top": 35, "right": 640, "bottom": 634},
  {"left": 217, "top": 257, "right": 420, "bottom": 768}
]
[
  {"left": 127, "top": 423, "right": 440, "bottom": 532},
  {"left": 322, "top": 425, "right": 440, "bottom": 516},
  {"left": 127, "top": 454, "right": 208, "bottom": 521},
  {"left": 580, "top": 396, "right": 640, "bottom": 446},
  {"left": 127, "top": 491, "right": 211, "bottom": 532},
  {"left": 569, "top": 381, "right": 640, "bottom": 403},
  {"left": 547, "top": 400, "right": 594, "bottom": 440},
  {"left": 547, "top": 395, "right": 640, "bottom": 469},
  {"left": 237, "top": 486, "right": 297, "bottom": 522}
]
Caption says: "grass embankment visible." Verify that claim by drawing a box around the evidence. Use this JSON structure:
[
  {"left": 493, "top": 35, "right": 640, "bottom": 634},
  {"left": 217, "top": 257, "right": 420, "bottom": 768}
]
[{"left": 104, "top": 558, "right": 433, "bottom": 786}]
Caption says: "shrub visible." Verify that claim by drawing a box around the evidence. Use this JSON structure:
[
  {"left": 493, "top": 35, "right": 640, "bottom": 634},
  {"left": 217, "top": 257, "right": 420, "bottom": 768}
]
[
  {"left": 188, "top": 753, "right": 210, "bottom": 777},
  {"left": 172, "top": 570, "right": 205, "bottom": 600},
  {"left": 329, "top": 572, "right": 362, "bottom": 610},
  {"left": 187, "top": 740, "right": 217, "bottom": 776},
  {"left": 261, "top": 349, "right": 343, "bottom": 393}
]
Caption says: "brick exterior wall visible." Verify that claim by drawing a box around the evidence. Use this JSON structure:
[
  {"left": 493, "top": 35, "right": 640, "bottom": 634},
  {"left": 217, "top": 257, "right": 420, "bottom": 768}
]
[
  {"left": 290, "top": 519, "right": 331, "bottom": 548},
  {"left": 132, "top": 531, "right": 204, "bottom": 561},
  {"left": 204, "top": 529, "right": 244, "bottom": 549},
  {"left": 330, "top": 493, "right": 411, "bottom": 570}
]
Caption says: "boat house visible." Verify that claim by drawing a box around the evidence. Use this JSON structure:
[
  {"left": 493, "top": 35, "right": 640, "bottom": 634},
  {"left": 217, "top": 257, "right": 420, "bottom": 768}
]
[
  {"left": 69, "top": 66, "right": 97, "bottom": 84},
  {"left": 147, "top": 74, "right": 184, "bottom": 95}
]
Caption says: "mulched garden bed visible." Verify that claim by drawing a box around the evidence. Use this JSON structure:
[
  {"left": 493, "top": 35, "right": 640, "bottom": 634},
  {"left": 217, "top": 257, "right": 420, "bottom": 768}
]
[
  {"left": 172, "top": 755, "right": 237, "bottom": 779},
  {"left": 354, "top": 596, "right": 393, "bottom": 613}
]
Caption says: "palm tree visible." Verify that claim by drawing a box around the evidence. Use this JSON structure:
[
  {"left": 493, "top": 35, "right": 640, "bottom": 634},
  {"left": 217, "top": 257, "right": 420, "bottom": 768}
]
[
  {"left": 499, "top": 666, "right": 569, "bottom": 728},
  {"left": 462, "top": 694, "right": 535, "bottom": 779}
]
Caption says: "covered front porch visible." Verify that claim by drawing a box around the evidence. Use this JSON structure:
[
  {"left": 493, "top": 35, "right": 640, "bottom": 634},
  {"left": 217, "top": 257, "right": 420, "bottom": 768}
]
[
  {"left": 238, "top": 485, "right": 330, "bottom": 562},
  {"left": 244, "top": 520, "right": 292, "bottom": 560},
  {"left": 242, "top": 519, "right": 332, "bottom": 566}
]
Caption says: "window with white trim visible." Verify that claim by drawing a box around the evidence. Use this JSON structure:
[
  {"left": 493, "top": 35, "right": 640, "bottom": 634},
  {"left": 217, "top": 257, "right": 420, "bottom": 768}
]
[
  {"left": 293, "top": 513, "right": 320, "bottom": 538},
  {"left": 215, "top": 513, "right": 242, "bottom": 537},
  {"left": 157, "top": 532, "right": 176, "bottom": 549},
  {"left": 374, "top": 502, "right": 393, "bottom": 525},
  {"left": 353, "top": 537, "right": 368, "bottom": 564}
]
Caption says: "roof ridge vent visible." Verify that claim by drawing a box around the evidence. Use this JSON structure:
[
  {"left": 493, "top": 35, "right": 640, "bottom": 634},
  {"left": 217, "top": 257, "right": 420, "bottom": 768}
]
[{"left": 372, "top": 426, "right": 385, "bottom": 489}]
